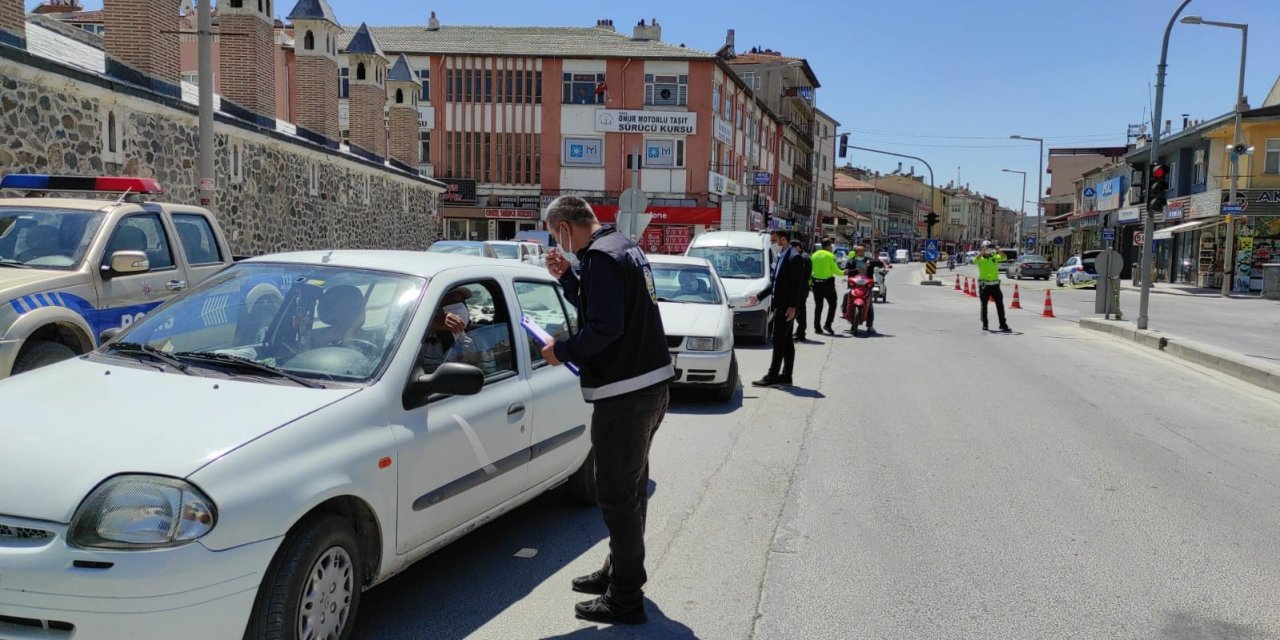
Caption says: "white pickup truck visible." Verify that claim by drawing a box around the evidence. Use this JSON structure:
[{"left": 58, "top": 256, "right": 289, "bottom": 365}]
[{"left": 0, "top": 174, "right": 239, "bottom": 376}]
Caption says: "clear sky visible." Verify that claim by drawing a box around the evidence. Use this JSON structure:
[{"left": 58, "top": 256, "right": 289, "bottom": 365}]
[{"left": 46, "top": 0, "right": 1280, "bottom": 215}]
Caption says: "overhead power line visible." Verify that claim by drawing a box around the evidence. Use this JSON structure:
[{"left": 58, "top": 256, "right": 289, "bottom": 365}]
[{"left": 843, "top": 128, "right": 1124, "bottom": 141}]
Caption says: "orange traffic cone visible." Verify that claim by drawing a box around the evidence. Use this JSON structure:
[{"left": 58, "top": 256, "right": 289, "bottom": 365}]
[
  {"left": 1041, "top": 290, "right": 1055, "bottom": 318},
  {"left": 954, "top": 274, "right": 961, "bottom": 291},
  {"left": 1011, "top": 284, "right": 1022, "bottom": 309},
  {"left": 963, "top": 277, "right": 971, "bottom": 296},
  {"left": 968, "top": 278, "right": 977, "bottom": 298}
]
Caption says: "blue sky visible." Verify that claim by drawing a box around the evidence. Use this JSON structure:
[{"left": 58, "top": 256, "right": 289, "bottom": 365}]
[{"left": 49, "top": 0, "right": 1280, "bottom": 214}]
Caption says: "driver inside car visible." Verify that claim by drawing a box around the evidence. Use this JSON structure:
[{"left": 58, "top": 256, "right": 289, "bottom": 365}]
[{"left": 421, "top": 287, "right": 483, "bottom": 373}]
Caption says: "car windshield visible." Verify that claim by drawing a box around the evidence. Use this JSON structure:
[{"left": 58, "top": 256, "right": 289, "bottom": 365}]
[
  {"left": 427, "top": 242, "right": 482, "bottom": 256},
  {"left": 109, "top": 263, "right": 425, "bottom": 384},
  {"left": 488, "top": 243, "right": 520, "bottom": 259},
  {"left": 687, "top": 247, "right": 765, "bottom": 279},
  {"left": 651, "top": 264, "right": 723, "bottom": 304},
  {"left": 0, "top": 207, "right": 104, "bottom": 270}
]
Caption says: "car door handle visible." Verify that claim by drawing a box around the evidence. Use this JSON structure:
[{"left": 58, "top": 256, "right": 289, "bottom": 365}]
[
  {"left": 507, "top": 403, "right": 525, "bottom": 416},
  {"left": 165, "top": 279, "right": 187, "bottom": 292}
]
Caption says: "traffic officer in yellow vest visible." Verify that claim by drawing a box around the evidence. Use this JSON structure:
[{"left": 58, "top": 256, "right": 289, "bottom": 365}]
[
  {"left": 974, "top": 241, "right": 1011, "bottom": 333},
  {"left": 809, "top": 239, "right": 841, "bottom": 335}
]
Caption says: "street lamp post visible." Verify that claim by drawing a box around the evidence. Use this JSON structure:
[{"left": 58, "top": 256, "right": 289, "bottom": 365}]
[
  {"left": 1009, "top": 135, "right": 1044, "bottom": 253},
  {"left": 842, "top": 142, "right": 936, "bottom": 279},
  {"left": 1181, "top": 15, "right": 1248, "bottom": 297},
  {"left": 1002, "top": 168, "right": 1027, "bottom": 249},
  {"left": 1133, "top": 0, "right": 1196, "bottom": 330}
]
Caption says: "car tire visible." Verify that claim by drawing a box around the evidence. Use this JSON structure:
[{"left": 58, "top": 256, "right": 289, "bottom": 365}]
[
  {"left": 564, "top": 448, "right": 598, "bottom": 505},
  {"left": 1056, "top": 275, "right": 1064, "bottom": 287},
  {"left": 12, "top": 340, "right": 77, "bottom": 375},
  {"left": 244, "top": 513, "right": 364, "bottom": 640},
  {"left": 714, "top": 355, "right": 738, "bottom": 403}
]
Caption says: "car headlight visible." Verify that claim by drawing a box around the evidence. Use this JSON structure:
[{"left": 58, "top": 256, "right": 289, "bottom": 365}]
[
  {"left": 68, "top": 475, "right": 217, "bottom": 549},
  {"left": 687, "top": 337, "right": 722, "bottom": 351}
]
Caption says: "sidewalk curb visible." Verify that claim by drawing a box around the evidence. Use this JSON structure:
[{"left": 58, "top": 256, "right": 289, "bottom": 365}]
[{"left": 1079, "top": 318, "right": 1280, "bottom": 394}]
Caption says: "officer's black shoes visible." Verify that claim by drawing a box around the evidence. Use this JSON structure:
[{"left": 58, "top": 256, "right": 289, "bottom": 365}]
[
  {"left": 575, "top": 595, "right": 647, "bottom": 625},
  {"left": 571, "top": 569, "right": 610, "bottom": 595}
]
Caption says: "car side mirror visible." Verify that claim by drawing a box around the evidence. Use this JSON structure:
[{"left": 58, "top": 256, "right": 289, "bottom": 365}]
[
  {"left": 402, "top": 362, "right": 485, "bottom": 410},
  {"left": 103, "top": 251, "right": 149, "bottom": 277},
  {"left": 99, "top": 327, "right": 122, "bottom": 344}
]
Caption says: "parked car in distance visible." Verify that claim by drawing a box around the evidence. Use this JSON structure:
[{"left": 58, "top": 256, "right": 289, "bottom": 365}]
[
  {"left": 0, "top": 251, "right": 595, "bottom": 639},
  {"left": 997, "top": 248, "right": 1019, "bottom": 272},
  {"left": 483, "top": 240, "right": 544, "bottom": 266},
  {"left": 878, "top": 251, "right": 892, "bottom": 266},
  {"left": 1056, "top": 250, "right": 1101, "bottom": 287},
  {"left": 1008, "top": 254, "right": 1052, "bottom": 280},
  {"left": 685, "top": 231, "right": 774, "bottom": 343},
  {"left": 425, "top": 240, "right": 495, "bottom": 258},
  {"left": 0, "top": 174, "right": 237, "bottom": 378},
  {"left": 894, "top": 249, "right": 910, "bottom": 264},
  {"left": 648, "top": 255, "right": 737, "bottom": 402}
]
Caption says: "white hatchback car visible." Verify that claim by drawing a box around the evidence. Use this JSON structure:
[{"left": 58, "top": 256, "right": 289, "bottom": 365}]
[
  {"left": 0, "top": 251, "right": 594, "bottom": 639},
  {"left": 649, "top": 255, "right": 737, "bottom": 402}
]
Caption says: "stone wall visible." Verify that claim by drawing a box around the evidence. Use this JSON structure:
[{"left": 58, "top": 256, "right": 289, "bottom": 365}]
[{"left": 0, "top": 50, "right": 441, "bottom": 255}]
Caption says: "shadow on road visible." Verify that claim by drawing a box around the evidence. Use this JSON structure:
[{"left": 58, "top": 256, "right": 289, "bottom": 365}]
[
  {"left": 667, "top": 387, "right": 743, "bottom": 415},
  {"left": 353, "top": 490, "right": 611, "bottom": 639},
  {"left": 539, "top": 600, "right": 700, "bottom": 639}
]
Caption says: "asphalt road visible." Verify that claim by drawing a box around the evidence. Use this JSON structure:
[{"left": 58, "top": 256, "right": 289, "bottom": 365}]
[
  {"left": 946, "top": 263, "right": 1280, "bottom": 364},
  {"left": 352, "top": 264, "right": 1280, "bottom": 640}
]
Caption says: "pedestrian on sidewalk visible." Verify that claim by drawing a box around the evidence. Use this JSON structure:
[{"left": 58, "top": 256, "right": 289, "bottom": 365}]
[
  {"left": 792, "top": 239, "right": 813, "bottom": 342},
  {"left": 974, "top": 240, "right": 1011, "bottom": 332},
  {"left": 810, "top": 238, "right": 841, "bottom": 335},
  {"left": 747, "top": 229, "right": 806, "bottom": 387},
  {"left": 542, "top": 195, "right": 675, "bottom": 625}
]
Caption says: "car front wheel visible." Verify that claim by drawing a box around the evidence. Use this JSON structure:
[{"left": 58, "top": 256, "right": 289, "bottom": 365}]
[
  {"left": 714, "top": 354, "right": 739, "bottom": 403},
  {"left": 12, "top": 340, "right": 77, "bottom": 375},
  {"left": 245, "top": 514, "right": 363, "bottom": 640}
]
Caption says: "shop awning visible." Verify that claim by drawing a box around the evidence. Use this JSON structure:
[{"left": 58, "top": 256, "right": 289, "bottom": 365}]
[
  {"left": 1153, "top": 218, "right": 1218, "bottom": 240},
  {"left": 1043, "top": 228, "right": 1073, "bottom": 241}
]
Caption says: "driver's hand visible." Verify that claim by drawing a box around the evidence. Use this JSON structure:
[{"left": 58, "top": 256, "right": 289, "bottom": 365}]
[
  {"left": 443, "top": 313, "right": 465, "bottom": 333},
  {"left": 546, "top": 250, "right": 569, "bottom": 279}
]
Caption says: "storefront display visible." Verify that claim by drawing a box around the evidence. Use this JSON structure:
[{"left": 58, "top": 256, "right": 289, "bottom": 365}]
[{"left": 1235, "top": 217, "right": 1280, "bottom": 293}]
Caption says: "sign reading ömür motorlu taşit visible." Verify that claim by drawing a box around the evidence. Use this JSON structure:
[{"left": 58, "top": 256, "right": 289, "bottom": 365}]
[{"left": 595, "top": 110, "right": 697, "bottom": 135}]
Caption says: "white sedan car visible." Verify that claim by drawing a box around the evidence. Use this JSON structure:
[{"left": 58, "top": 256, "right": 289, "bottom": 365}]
[
  {"left": 649, "top": 255, "right": 737, "bottom": 402},
  {"left": 0, "top": 251, "right": 593, "bottom": 639}
]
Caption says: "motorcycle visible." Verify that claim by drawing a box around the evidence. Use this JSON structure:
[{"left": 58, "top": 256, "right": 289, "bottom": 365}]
[
  {"left": 842, "top": 273, "right": 874, "bottom": 337},
  {"left": 873, "top": 267, "right": 888, "bottom": 303},
  {"left": 947, "top": 257, "right": 956, "bottom": 271}
]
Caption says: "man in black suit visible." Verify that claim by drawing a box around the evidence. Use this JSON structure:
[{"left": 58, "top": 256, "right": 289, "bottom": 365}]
[
  {"left": 791, "top": 240, "right": 813, "bottom": 342},
  {"left": 747, "top": 229, "right": 807, "bottom": 387}
]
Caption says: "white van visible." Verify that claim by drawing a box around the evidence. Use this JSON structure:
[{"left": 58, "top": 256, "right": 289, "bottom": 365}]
[
  {"left": 894, "top": 249, "right": 910, "bottom": 263},
  {"left": 685, "top": 231, "right": 775, "bottom": 343}
]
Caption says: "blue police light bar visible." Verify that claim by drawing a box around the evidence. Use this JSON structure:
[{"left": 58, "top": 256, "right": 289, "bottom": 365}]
[{"left": 0, "top": 174, "right": 164, "bottom": 194}]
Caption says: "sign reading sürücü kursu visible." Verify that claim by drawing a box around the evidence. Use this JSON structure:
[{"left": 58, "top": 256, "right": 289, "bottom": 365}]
[{"left": 595, "top": 110, "right": 697, "bottom": 135}]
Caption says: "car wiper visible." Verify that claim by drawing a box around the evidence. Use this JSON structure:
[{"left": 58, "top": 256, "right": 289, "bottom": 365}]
[
  {"left": 656, "top": 296, "right": 689, "bottom": 303},
  {"left": 173, "top": 351, "right": 325, "bottom": 388},
  {"left": 103, "top": 341, "right": 192, "bottom": 374},
  {"left": 0, "top": 261, "right": 32, "bottom": 269}
]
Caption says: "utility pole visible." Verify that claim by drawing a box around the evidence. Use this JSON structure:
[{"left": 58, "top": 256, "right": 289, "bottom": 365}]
[
  {"left": 1139, "top": 0, "right": 1195, "bottom": 330},
  {"left": 196, "top": 0, "right": 215, "bottom": 211}
]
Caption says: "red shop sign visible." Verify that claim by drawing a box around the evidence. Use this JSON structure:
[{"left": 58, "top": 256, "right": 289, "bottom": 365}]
[
  {"left": 485, "top": 208, "right": 538, "bottom": 220},
  {"left": 593, "top": 205, "right": 722, "bottom": 226}
]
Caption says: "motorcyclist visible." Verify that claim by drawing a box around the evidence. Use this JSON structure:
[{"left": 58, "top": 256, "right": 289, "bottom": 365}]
[{"left": 845, "top": 246, "right": 882, "bottom": 335}]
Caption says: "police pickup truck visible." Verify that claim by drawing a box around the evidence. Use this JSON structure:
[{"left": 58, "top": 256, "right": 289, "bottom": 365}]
[{"left": 0, "top": 174, "right": 239, "bottom": 376}]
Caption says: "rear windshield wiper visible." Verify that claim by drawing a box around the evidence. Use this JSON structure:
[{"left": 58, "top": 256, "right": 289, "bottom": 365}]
[
  {"left": 103, "top": 341, "right": 192, "bottom": 374},
  {"left": 173, "top": 351, "right": 325, "bottom": 388}
]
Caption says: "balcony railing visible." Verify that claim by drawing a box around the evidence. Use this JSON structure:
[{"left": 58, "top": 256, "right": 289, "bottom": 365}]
[{"left": 792, "top": 163, "right": 812, "bottom": 183}]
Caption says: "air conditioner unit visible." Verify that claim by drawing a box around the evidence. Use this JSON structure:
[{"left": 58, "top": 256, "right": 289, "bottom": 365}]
[{"left": 1128, "top": 186, "right": 1142, "bottom": 205}]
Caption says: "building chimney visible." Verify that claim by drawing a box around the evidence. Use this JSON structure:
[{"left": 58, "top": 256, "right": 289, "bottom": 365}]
[
  {"left": 0, "top": 0, "right": 27, "bottom": 49},
  {"left": 594, "top": 18, "right": 615, "bottom": 31},
  {"left": 1164, "top": 119, "right": 1171, "bottom": 136},
  {"left": 219, "top": 0, "right": 278, "bottom": 121},
  {"left": 102, "top": 0, "right": 182, "bottom": 98},
  {"left": 288, "top": 0, "right": 341, "bottom": 147},
  {"left": 725, "top": 28, "right": 735, "bottom": 50},
  {"left": 427, "top": 10, "right": 440, "bottom": 31},
  {"left": 343, "top": 23, "right": 388, "bottom": 159},
  {"left": 387, "top": 54, "right": 421, "bottom": 168},
  {"left": 632, "top": 17, "right": 661, "bottom": 41}
]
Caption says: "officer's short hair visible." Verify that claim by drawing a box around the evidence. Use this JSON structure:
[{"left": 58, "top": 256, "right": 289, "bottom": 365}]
[
  {"left": 821, "top": 239, "right": 833, "bottom": 249},
  {"left": 544, "top": 196, "right": 598, "bottom": 228}
]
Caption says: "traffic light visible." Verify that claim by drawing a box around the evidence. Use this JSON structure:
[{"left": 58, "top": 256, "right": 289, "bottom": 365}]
[
  {"left": 925, "top": 212, "right": 940, "bottom": 227},
  {"left": 1148, "top": 163, "right": 1169, "bottom": 211},
  {"left": 839, "top": 133, "right": 849, "bottom": 158}
]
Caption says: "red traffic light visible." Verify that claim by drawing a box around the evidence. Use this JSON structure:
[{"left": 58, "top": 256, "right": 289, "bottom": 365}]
[{"left": 1151, "top": 164, "right": 1167, "bottom": 179}]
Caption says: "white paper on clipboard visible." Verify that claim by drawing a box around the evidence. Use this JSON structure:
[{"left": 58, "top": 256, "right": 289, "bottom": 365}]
[{"left": 521, "top": 314, "right": 581, "bottom": 376}]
